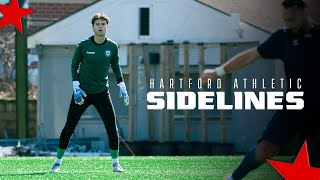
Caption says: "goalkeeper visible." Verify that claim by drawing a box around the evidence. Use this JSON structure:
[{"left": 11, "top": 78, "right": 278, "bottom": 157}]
[{"left": 50, "top": 13, "right": 128, "bottom": 173}]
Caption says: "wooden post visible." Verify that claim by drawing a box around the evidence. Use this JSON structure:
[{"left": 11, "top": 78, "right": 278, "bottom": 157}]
[
  {"left": 159, "top": 44, "right": 167, "bottom": 143},
  {"left": 142, "top": 43, "right": 155, "bottom": 142},
  {"left": 183, "top": 41, "right": 190, "bottom": 142},
  {"left": 167, "top": 41, "right": 175, "bottom": 142},
  {"left": 198, "top": 43, "right": 207, "bottom": 143},
  {"left": 220, "top": 43, "right": 227, "bottom": 144},
  {"left": 16, "top": 15, "right": 28, "bottom": 138},
  {"left": 128, "top": 44, "right": 136, "bottom": 142}
]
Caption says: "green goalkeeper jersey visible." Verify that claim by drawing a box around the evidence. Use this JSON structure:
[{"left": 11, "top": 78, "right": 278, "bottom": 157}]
[{"left": 71, "top": 36, "right": 123, "bottom": 94}]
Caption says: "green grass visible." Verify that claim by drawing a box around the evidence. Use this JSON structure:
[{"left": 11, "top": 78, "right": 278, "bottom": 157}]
[{"left": 0, "top": 156, "right": 283, "bottom": 180}]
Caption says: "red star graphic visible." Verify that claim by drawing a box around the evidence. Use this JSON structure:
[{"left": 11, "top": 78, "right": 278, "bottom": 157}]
[
  {"left": 0, "top": 0, "right": 35, "bottom": 34},
  {"left": 267, "top": 141, "right": 320, "bottom": 180}
]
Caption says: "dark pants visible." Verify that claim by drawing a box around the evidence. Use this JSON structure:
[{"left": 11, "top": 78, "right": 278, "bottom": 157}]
[
  {"left": 58, "top": 89, "right": 119, "bottom": 150},
  {"left": 261, "top": 106, "right": 320, "bottom": 167}
]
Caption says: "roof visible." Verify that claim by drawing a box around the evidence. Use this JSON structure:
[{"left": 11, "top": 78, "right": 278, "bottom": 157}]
[
  {"left": 27, "top": 0, "right": 99, "bottom": 35},
  {"left": 197, "top": 0, "right": 320, "bottom": 33},
  {"left": 197, "top": 0, "right": 284, "bottom": 33},
  {"left": 3, "top": 0, "right": 319, "bottom": 35},
  {"left": 26, "top": 0, "right": 282, "bottom": 36}
]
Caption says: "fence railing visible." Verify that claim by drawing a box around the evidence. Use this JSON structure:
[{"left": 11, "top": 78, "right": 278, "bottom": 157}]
[{"left": 0, "top": 99, "right": 37, "bottom": 139}]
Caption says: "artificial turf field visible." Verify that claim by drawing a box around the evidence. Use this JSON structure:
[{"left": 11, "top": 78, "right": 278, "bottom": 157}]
[{"left": 0, "top": 156, "right": 283, "bottom": 180}]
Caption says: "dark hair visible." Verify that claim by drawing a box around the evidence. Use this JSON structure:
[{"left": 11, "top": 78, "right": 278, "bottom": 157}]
[
  {"left": 91, "top": 13, "right": 110, "bottom": 25},
  {"left": 282, "top": 0, "right": 307, "bottom": 9}
]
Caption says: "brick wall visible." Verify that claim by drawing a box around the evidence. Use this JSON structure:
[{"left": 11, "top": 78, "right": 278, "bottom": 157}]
[{"left": 0, "top": 100, "right": 37, "bottom": 139}]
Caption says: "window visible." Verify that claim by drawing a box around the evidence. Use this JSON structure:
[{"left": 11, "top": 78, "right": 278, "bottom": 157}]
[{"left": 139, "top": 8, "right": 150, "bottom": 36}]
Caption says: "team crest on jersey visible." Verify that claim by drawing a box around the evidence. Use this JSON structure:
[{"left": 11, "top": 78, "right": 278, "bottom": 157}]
[
  {"left": 105, "top": 50, "right": 112, "bottom": 57},
  {"left": 292, "top": 39, "right": 299, "bottom": 46}
]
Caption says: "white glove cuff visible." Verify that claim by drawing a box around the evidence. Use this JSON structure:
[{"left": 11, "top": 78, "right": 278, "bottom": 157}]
[
  {"left": 73, "top": 81, "right": 80, "bottom": 86},
  {"left": 118, "top": 81, "right": 126, "bottom": 89},
  {"left": 73, "top": 81, "right": 80, "bottom": 91},
  {"left": 215, "top": 67, "right": 226, "bottom": 77}
]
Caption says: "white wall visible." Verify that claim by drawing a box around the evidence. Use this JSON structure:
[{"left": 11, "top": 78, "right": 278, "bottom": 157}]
[{"left": 30, "top": 0, "right": 276, "bottom": 151}]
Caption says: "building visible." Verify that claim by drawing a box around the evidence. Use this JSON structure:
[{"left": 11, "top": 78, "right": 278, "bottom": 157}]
[{"left": 28, "top": 0, "right": 284, "bottom": 153}]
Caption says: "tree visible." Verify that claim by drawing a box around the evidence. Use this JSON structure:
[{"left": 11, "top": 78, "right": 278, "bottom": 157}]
[{"left": 0, "top": 26, "right": 16, "bottom": 99}]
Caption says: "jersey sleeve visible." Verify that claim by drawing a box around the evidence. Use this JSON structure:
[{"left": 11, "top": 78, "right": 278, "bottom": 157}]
[
  {"left": 257, "top": 30, "right": 283, "bottom": 59},
  {"left": 71, "top": 42, "right": 83, "bottom": 81},
  {"left": 110, "top": 45, "right": 124, "bottom": 83}
]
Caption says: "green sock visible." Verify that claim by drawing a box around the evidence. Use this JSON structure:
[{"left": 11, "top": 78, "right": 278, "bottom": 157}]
[
  {"left": 57, "top": 147, "right": 66, "bottom": 159},
  {"left": 110, "top": 149, "right": 119, "bottom": 159}
]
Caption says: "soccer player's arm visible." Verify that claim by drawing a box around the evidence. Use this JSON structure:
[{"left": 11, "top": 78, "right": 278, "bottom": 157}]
[
  {"left": 110, "top": 45, "right": 124, "bottom": 83},
  {"left": 221, "top": 48, "right": 261, "bottom": 74},
  {"left": 71, "top": 42, "right": 87, "bottom": 105},
  {"left": 201, "top": 48, "right": 261, "bottom": 83},
  {"left": 111, "top": 45, "right": 129, "bottom": 106},
  {"left": 202, "top": 30, "right": 282, "bottom": 82},
  {"left": 222, "top": 29, "right": 283, "bottom": 74},
  {"left": 71, "top": 43, "right": 83, "bottom": 81}
]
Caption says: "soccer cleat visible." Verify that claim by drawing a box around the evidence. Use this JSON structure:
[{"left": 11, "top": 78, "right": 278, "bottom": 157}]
[
  {"left": 225, "top": 174, "right": 234, "bottom": 180},
  {"left": 50, "top": 163, "right": 60, "bottom": 173},
  {"left": 112, "top": 163, "right": 124, "bottom": 172}
]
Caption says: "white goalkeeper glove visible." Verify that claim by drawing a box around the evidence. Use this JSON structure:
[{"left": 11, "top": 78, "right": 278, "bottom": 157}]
[
  {"left": 118, "top": 81, "right": 129, "bottom": 106},
  {"left": 73, "top": 81, "right": 87, "bottom": 105}
]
